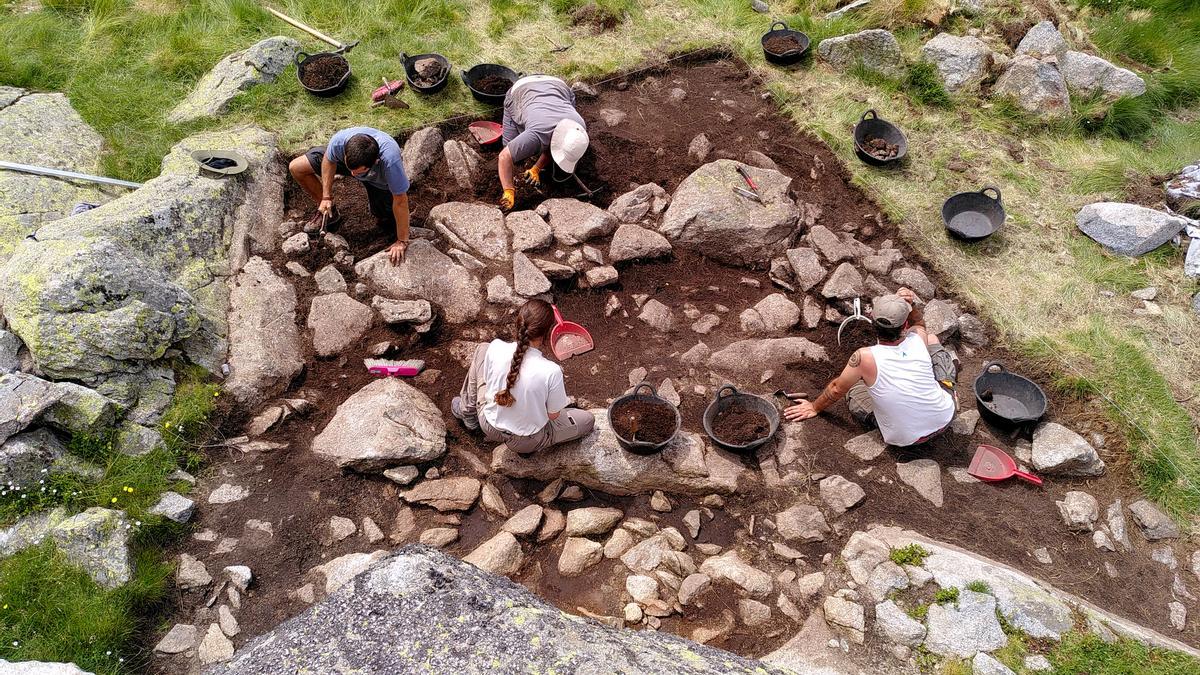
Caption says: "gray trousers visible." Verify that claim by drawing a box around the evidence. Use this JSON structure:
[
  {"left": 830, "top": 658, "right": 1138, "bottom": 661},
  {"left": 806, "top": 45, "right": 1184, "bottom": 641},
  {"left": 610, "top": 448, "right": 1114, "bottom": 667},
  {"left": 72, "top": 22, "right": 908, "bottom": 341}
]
[
  {"left": 458, "top": 344, "right": 595, "bottom": 455},
  {"left": 847, "top": 342, "right": 958, "bottom": 429}
]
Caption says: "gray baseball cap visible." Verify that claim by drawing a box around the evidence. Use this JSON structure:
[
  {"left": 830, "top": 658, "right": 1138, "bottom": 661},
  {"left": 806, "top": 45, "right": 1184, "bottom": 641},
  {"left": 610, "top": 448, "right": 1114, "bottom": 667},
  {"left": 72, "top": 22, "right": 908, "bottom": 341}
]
[{"left": 872, "top": 294, "right": 911, "bottom": 328}]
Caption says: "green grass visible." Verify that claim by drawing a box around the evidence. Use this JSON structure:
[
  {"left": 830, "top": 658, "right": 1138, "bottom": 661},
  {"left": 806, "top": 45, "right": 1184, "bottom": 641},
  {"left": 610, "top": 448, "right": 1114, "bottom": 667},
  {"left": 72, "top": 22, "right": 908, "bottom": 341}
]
[
  {"left": 965, "top": 580, "right": 992, "bottom": 595},
  {"left": 0, "top": 543, "right": 172, "bottom": 674},
  {"left": 849, "top": 59, "right": 952, "bottom": 108},
  {"left": 907, "top": 603, "right": 929, "bottom": 621},
  {"left": 933, "top": 586, "right": 959, "bottom": 605},
  {"left": 1049, "top": 631, "right": 1200, "bottom": 674},
  {"left": 889, "top": 543, "right": 931, "bottom": 567},
  {"left": 1024, "top": 319, "right": 1200, "bottom": 516}
]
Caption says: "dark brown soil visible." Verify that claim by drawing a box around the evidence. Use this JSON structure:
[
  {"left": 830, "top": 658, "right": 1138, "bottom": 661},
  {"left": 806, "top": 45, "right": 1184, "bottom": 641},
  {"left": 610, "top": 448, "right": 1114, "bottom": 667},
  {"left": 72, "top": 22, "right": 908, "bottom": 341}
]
[
  {"left": 611, "top": 397, "right": 678, "bottom": 444},
  {"left": 1000, "top": 20, "right": 1036, "bottom": 50},
  {"left": 474, "top": 74, "right": 513, "bottom": 96},
  {"left": 864, "top": 137, "right": 900, "bottom": 161},
  {"left": 763, "top": 34, "right": 804, "bottom": 55},
  {"left": 300, "top": 54, "right": 349, "bottom": 91},
  {"left": 159, "top": 56, "right": 1195, "bottom": 670},
  {"left": 710, "top": 403, "right": 771, "bottom": 446}
]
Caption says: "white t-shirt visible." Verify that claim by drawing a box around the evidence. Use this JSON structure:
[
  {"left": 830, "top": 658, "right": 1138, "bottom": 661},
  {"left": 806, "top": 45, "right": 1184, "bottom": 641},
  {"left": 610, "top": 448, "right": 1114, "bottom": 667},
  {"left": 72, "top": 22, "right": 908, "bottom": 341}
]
[
  {"left": 479, "top": 339, "right": 569, "bottom": 436},
  {"left": 867, "top": 333, "right": 955, "bottom": 446}
]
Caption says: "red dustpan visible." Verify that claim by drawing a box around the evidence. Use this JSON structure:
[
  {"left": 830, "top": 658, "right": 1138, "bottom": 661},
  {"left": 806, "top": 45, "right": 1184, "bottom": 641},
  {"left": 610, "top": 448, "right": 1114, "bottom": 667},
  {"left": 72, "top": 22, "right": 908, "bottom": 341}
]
[
  {"left": 968, "top": 444, "right": 1043, "bottom": 486},
  {"left": 550, "top": 304, "right": 593, "bottom": 360},
  {"left": 468, "top": 121, "right": 503, "bottom": 146}
]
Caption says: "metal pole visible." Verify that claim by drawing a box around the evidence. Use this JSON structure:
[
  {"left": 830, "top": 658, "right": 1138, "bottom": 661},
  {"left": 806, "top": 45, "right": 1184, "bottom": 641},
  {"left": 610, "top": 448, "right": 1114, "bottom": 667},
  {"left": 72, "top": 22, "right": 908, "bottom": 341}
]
[{"left": 0, "top": 160, "right": 142, "bottom": 189}]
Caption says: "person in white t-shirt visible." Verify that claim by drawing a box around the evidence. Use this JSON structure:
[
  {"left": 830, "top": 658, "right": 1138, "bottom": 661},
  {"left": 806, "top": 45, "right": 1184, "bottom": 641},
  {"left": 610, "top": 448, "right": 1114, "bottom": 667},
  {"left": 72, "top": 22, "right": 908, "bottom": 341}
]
[
  {"left": 782, "top": 288, "right": 957, "bottom": 447},
  {"left": 451, "top": 299, "right": 595, "bottom": 454}
]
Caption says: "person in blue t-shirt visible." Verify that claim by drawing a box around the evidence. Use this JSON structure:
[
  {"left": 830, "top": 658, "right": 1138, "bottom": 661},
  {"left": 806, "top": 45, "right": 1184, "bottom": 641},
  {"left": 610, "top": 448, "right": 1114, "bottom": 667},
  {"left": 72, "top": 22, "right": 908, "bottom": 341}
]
[{"left": 288, "top": 127, "right": 411, "bottom": 265}]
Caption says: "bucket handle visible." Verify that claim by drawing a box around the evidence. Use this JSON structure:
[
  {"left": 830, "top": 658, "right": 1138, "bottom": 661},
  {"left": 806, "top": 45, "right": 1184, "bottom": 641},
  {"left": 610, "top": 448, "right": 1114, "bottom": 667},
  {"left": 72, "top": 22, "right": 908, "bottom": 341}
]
[
  {"left": 631, "top": 382, "right": 657, "bottom": 398},
  {"left": 295, "top": 51, "right": 310, "bottom": 66},
  {"left": 861, "top": 109, "right": 878, "bottom": 122},
  {"left": 980, "top": 186, "right": 1002, "bottom": 203},
  {"left": 715, "top": 384, "right": 740, "bottom": 401},
  {"left": 982, "top": 361, "right": 1007, "bottom": 375},
  {"left": 770, "top": 21, "right": 789, "bottom": 32}
]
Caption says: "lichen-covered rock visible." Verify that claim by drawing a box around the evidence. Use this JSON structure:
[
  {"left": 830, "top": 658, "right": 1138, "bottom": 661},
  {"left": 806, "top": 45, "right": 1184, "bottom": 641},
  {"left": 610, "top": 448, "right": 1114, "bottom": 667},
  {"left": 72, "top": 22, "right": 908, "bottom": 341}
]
[
  {"left": 536, "top": 198, "right": 618, "bottom": 245},
  {"left": 659, "top": 160, "right": 799, "bottom": 267},
  {"left": 993, "top": 55, "right": 1070, "bottom": 117},
  {"left": 224, "top": 256, "right": 303, "bottom": 408},
  {"left": 50, "top": 508, "right": 132, "bottom": 589},
  {"left": 1060, "top": 51, "right": 1145, "bottom": 100},
  {"left": 207, "top": 546, "right": 793, "bottom": 674},
  {"left": 0, "top": 91, "right": 109, "bottom": 263},
  {"left": 355, "top": 241, "right": 482, "bottom": 324},
  {"left": 312, "top": 378, "right": 446, "bottom": 472},
  {"left": 921, "top": 33, "right": 992, "bottom": 93},
  {"left": 493, "top": 409, "right": 746, "bottom": 495},
  {"left": 0, "top": 428, "right": 101, "bottom": 487},
  {"left": 1076, "top": 202, "right": 1188, "bottom": 257},
  {"left": 817, "top": 29, "right": 904, "bottom": 78},
  {"left": 0, "top": 372, "right": 64, "bottom": 444},
  {"left": 428, "top": 202, "right": 509, "bottom": 261},
  {"left": 924, "top": 589, "right": 1007, "bottom": 658},
  {"left": 168, "top": 37, "right": 300, "bottom": 123}
]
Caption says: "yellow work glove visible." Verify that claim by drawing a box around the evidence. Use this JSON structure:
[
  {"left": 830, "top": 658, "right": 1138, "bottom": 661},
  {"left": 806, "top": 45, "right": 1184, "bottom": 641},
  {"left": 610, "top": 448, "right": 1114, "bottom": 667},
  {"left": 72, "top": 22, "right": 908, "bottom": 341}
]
[
  {"left": 523, "top": 166, "right": 542, "bottom": 188},
  {"left": 500, "top": 188, "right": 516, "bottom": 211}
]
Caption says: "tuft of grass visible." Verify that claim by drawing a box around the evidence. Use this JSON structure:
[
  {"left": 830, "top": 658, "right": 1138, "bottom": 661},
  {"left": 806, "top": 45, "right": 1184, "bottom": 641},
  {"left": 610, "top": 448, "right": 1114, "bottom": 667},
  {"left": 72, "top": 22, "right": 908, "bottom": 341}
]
[
  {"left": 965, "top": 580, "right": 992, "bottom": 595},
  {"left": 907, "top": 603, "right": 929, "bottom": 621},
  {"left": 1049, "top": 631, "right": 1200, "bottom": 674},
  {"left": 0, "top": 542, "right": 171, "bottom": 674},
  {"left": 849, "top": 60, "right": 952, "bottom": 108},
  {"left": 991, "top": 633, "right": 1028, "bottom": 671},
  {"left": 889, "top": 542, "right": 931, "bottom": 567},
  {"left": 933, "top": 586, "right": 959, "bottom": 605}
]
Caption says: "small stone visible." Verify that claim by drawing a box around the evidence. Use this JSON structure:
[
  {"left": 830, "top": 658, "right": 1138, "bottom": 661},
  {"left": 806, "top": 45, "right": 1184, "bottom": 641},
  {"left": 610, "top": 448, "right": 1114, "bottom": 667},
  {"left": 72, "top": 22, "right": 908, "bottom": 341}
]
[
  {"left": 683, "top": 510, "right": 702, "bottom": 538},
  {"left": 539, "top": 509, "right": 566, "bottom": 542},
  {"left": 691, "top": 314, "right": 721, "bottom": 334},
  {"left": 362, "top": 517, "right": 385, "bottom": 544},
  {"left": 559, "top": 485, "right": 584, "bottom": 501},
  {"left": 224, "top": 565, "right": 252, "bottom": 592},
  {"left": 281, "top": 232, "right": 310, "bottom": 255},
  {"left": 1033, "top": 547, "right": 1053, "bottom": 565},
  {"left": 565, "top": 507, "right": 624, "bottom": 537},
  {"left": 218, "top": 604, "right": 240, "bottom": 637},
  {"left": 845, "top": 430, "right": 886, "bottom": 461},
  {"left": 384, "top": 465, "right": 420, "bottom": 486},
  {"left": 1129, "top": 499, "right": 1181, "bottom": 540},
  {"left": 1056, "top": 491, "right": 1099, "bottom": 532},
  {"left": 154, "top": 623, "right": 197, "bottom": 654},
  {"left": 328, "top": 516, "right": 356, "bottom": 542},
  {"left": 419, "top": 527, "right": 459, "bottom": 547},
  {"left": 604, "top": 528, "right": 636, "bottom": 558},
  {"left": 776, "top": 502, "right": 830, "bottom": 542},
  {"left": 819, "top": 475, "right": 866, "bottom": 515},
  {"left": 503, "top": 505, "right": 545, "bottom": 537},
  {"left": 177, "top": 554, "right": 212, "bottom": 589},
  {"left": 208, "top": 483, "right": 249, "bottom": 504},
  {"left": 480, "top": 483, "right": 510, "bottom": 518},
  {"left": 973, "top": 652, "right": 1016, "bottom": 675},
  {"left": 823, "top": 595, "right": 866, "bottom": 633},
  {"left": 1025, "top": 655, "right": 1052, "bottom": 672},
  {"left": 688, "top": 134, "right": 712, "bottom": 163},
  {"left": 1152, "top": 546, "right": 1178, "bottom": 570},
  {"left": 739, "top": 598, "right": 771, "bottom": 626},
  {"left": 896, "top": 459, "right": 943, "bottom": 507},
  {"left": 624, "top": 602, "right": 644, "bottom": 622},
  {"left": 626, "top": 574, "right": 660, "bottom": 603},
  {"left": 1093, "top": 530, "right": 1115, "bottom": 551},
  {"left": 950, "top": 410, "right": 980, "bottom": 436},
  {"left": 290, "top": 583, "right": 315, "bottom": 604},
  {"left": 559, "top": 537, "right": 604, "bottom": 576},
  {"left": 650, "top": 490, "right": 672, "bottom": 512},
  {"left": 149, "top": 491, "right": 196, "bottom": 524},
  {"left": 198, "top": 623, "right": 235, "bottom": 664},
  {"left": 638, "top": 299, "right": 674, "bottom": 332},
  {"left": 1169, "top": 601, "right": 1186, "bottom": 631}
]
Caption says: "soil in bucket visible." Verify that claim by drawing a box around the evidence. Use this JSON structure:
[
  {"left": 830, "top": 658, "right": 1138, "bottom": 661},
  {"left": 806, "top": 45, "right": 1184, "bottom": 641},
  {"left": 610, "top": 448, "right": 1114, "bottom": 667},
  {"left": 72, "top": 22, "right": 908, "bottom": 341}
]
[
  {"left": 611, "top": 398, "right": 676, "bottom": 445},
  {"left": 301, "top": 54, "right": 349, "bottom": 90},
  {"left": 864, "top": 137, "right": 900, "bottom": 161},
  {"left": 475, "top": 74, "right": 514, "bottom": 96},
  {"left": 413, "top": 58, "right": 447, "bottom": 87},
  {"left": 764, "top": 34, "right": 804, "bottom": 54},
  {"left": 711, "top": 403, "right": 770, "bottom": 446}
]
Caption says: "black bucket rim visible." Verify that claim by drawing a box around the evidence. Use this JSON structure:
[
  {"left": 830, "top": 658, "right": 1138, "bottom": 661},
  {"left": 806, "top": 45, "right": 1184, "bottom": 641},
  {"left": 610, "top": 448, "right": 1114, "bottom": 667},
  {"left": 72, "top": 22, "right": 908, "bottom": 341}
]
[
  {"left": 608, "top": 382, "right": 682, "bottom": 454},
  {"left": 942, "top": 185, "right": 1005, "bottom": 241},
  {"left": 702, "top": 385, "right": 780, "bottom": 453},
  {"left": 761, "top": 21, "right": 811, "bottom": 64},
  {"left": 296, "top": 50, "right": 352, "bottom": 97},
  {"left": 462, "top": 63, "right": 521, "bottom": 104},
  {"left": 401, "top": 51, "right": 451, "bottom": 94},
  {"left": 853, "top": 109, "right": 908, "bottom": 166},
  {"left": 972, "top": 361, "right": 1047, "bottom": 426}
]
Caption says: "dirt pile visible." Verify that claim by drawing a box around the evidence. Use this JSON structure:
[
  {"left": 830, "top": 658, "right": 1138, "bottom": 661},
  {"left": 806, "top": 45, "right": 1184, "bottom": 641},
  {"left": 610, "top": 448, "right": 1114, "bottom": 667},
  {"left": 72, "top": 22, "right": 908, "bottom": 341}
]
[{"left": 300, "top": 54, "right": 348, "bottom": 90}]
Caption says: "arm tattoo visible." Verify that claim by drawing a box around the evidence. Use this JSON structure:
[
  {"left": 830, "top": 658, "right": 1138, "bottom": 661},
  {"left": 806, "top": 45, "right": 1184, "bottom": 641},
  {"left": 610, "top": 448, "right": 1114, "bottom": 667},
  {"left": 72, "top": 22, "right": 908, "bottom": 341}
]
[{"left": 848, "top": 350, "right": 861, "bottom": 368}]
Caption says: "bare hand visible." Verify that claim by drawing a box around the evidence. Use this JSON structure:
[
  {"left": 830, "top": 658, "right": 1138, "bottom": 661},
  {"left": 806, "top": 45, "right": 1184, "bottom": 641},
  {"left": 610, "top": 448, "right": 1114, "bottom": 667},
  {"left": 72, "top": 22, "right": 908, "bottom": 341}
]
[
  {"left": 318, "top": 198, "right": 334, "bottom": 217},
  {"left": 896, "top": 287, "right": 918, "bottom": 304},
  {"left": 784, "top": 399, "right": 818, "bottom": 421},
  {"left": 388, "top": 241, "right": 408, "bottom": 265}
]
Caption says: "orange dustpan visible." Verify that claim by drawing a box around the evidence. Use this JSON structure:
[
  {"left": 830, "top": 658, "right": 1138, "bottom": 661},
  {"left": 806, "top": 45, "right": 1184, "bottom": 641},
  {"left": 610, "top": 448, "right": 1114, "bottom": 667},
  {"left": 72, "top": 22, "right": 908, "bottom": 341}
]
[
  {"left": 550, "top": 304, "right": 593, "bottom": 360},
  {"left": 968, "top": 444, "right": 1043, "bottom": 486}
]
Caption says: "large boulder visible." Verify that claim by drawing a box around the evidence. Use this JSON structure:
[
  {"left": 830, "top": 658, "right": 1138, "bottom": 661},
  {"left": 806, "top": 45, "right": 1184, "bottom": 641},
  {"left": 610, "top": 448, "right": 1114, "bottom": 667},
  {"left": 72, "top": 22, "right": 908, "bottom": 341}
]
[
  {"left": 609, "top": 224, "right": 672, "bottom": 263},
  {"left": 0, "top": 428, "right": 101, "bottom": 487},
  {"left": 924, "top": 589, "right": 1008, "bottom": 658},
  {"left": 536, "top": 198, "right": 618, "bottom": 245},
  {"left": 1076, "top": 202, "right": 1188, "bottom": 257},
  {"left": 443, "top": 140, "right": 483, "bottom": 191},
  {"left": 167, "top": 37, "right": 300, "bottom": 123},
  {"left": 401, "top": 127, "right": 444, "bottom": 181},
  {"left": 224, "top": 257, "right": 303, "bottom": 408},
  {"left": 0, "top": 660, "right": 93, "bottom": 674},
  {"left": 1060, "top": 51, "right": 1145, "bottom": 100},
  {"left": 0, "top": 91, "right": 109, "bottom": 263},
  {"left": 429, "top": 202, "right": 509, "bottom": 261},
  {"left": 1015, "top": 21, "right": 1069, "bottom": 59},
  {"left": 1031, "top": 422, "right": 1105, "bottom": 477},
  {"left": 708, "top": 338, "right": 828, "bottom": 377},
  {"left": 817, "top": 30, "right": 904, "bottom": 78},
  {"left": 1, "top": 126, "right": 282, "bottom": 383},
  {"left": 312, "top": 378, "right": 446, "bottom": 472},
  {"left": 658, "top": 160, "right": 800, "bottom": 267},
  {"left": 1, "top": 507, "right": 132, "bottom": 589},
  {"left": 993, "top": 55, "right": 1070, "bottom": 117},
  {"left": 205, "top": 546, "right": 793, "bottom": 674},
  {"left": 920, "top": 33, "right": 992, "bottom": 93},
  {"left": 355, "top": 240, "right": 483, "bottom": 324},
  {"left": 307, "top": 293, "right": 373, "bottom": 358},
  {"left": 493, "top": 409, "right": 747, "bottom": 495}
]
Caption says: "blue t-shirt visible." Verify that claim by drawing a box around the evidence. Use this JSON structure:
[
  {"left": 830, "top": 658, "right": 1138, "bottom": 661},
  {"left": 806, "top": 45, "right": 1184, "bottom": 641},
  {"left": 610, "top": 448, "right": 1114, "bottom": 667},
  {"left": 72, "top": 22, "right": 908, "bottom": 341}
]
[{"left": 326, "top": 127, "right": 409, "bottom": 195}]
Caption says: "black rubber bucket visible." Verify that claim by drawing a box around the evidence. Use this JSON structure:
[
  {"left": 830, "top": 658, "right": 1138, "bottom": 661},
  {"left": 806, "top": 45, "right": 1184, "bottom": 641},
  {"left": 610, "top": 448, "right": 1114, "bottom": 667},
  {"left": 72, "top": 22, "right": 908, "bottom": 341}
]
[
  {"left": 702, "top": 385, "right": 779, "bottom": 454},
  {"left": 853, "top": 110, "right": 908, "bottom": 167},
  {"left": 462, "top": 64, "right": 520, "bottom": 104},
  {"left": 943, "top": 186, "right": 1005, "bottom": 241},
  {"left": 608, "top": 383, "right": 681, "bottom": 455},
  {"left": 401, "top": 52, "right": 450, "bottom": 95},
  {"left": 973, "top": 361, "right": 1047, "bottom": 436},
  {"left": 761, "top": 21, "right": 811, "bottom": 66},
  {"left": 296, "top": 51, "right": 351, "bottom": 98}
]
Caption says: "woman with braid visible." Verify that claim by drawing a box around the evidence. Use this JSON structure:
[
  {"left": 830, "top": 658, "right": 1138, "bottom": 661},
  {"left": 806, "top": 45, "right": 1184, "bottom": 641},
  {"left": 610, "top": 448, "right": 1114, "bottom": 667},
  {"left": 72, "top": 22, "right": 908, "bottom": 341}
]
[{"left": 452, "top": 299, "right": 595, "bottom": 454}]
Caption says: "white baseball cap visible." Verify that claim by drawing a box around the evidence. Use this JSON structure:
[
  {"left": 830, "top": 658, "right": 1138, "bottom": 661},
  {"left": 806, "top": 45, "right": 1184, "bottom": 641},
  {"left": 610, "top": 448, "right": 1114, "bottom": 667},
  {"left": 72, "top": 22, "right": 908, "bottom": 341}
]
[{"left": 550, "top": 119, "right": 589, "bottom": 174}]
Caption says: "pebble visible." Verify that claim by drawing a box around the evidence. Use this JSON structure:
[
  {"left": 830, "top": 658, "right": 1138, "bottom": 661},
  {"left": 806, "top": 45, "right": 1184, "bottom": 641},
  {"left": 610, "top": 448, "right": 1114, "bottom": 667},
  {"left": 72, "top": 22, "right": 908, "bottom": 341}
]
[{"left": 650, "top": 490, "right": 672, "bottom": 512}]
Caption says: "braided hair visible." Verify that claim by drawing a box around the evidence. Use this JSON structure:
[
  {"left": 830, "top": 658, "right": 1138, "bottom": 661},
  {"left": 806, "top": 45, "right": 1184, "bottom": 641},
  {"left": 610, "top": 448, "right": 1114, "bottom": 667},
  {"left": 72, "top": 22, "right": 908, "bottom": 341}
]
[{"left": 495, "top": 299, "right": 556, "bottom": 407}]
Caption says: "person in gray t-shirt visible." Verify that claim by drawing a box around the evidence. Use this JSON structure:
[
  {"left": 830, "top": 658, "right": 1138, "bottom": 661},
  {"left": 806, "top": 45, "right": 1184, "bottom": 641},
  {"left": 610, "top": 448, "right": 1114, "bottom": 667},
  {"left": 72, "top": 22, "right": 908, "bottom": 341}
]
[
  {"left": 288, "top": 126, "right": 411, "bottom": 265},
  {"left": 498, "top": 76, "right": 590, "bottom": 211}
]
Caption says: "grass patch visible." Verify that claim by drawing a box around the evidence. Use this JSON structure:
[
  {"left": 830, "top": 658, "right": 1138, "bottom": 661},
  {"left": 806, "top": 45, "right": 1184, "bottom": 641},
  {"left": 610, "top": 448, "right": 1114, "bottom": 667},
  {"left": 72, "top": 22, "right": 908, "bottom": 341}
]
[
  {"left": 849, "top": 59, "right": 952, "bottom": 108},
  {"left": 0, "top": 542, "right": 172, "bottom": 674},
  {"left": 1023, "top": 318, "right": 1200, "bottom": 516},
  {"left": 889, "top": 542, "right": 931, "bottom": 567},
  {"left": 907, "top": 603, "right": 930, "bottom": 621},
  {"left": 991, "top": 633, "right": 1029, "bottom": 671},
  {"left": 1049, "top": 631, "right": 1200, "bottom": 674},
  {"left": 933, "top": 586, "right": 959, "bottom": 605},
  {"left": 965, "top": 580, "right": 992, "bottom": 595}
]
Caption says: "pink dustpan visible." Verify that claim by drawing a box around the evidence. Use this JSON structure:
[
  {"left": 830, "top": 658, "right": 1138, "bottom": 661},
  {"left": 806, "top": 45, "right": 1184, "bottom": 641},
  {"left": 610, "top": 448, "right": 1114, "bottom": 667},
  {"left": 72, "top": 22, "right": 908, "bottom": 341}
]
[
  {"left": 550, "top": 304, "right": 593, "bottom": 360},
  {"left": 968, "top": 444, "right": 1043, "bottom": 486}
]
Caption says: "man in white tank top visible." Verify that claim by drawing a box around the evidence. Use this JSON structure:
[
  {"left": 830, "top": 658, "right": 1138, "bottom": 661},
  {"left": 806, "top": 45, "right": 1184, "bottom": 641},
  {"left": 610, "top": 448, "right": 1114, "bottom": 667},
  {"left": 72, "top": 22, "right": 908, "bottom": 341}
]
[{"left": 783, "top": 288, "right": 957, "bottom": 447}]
